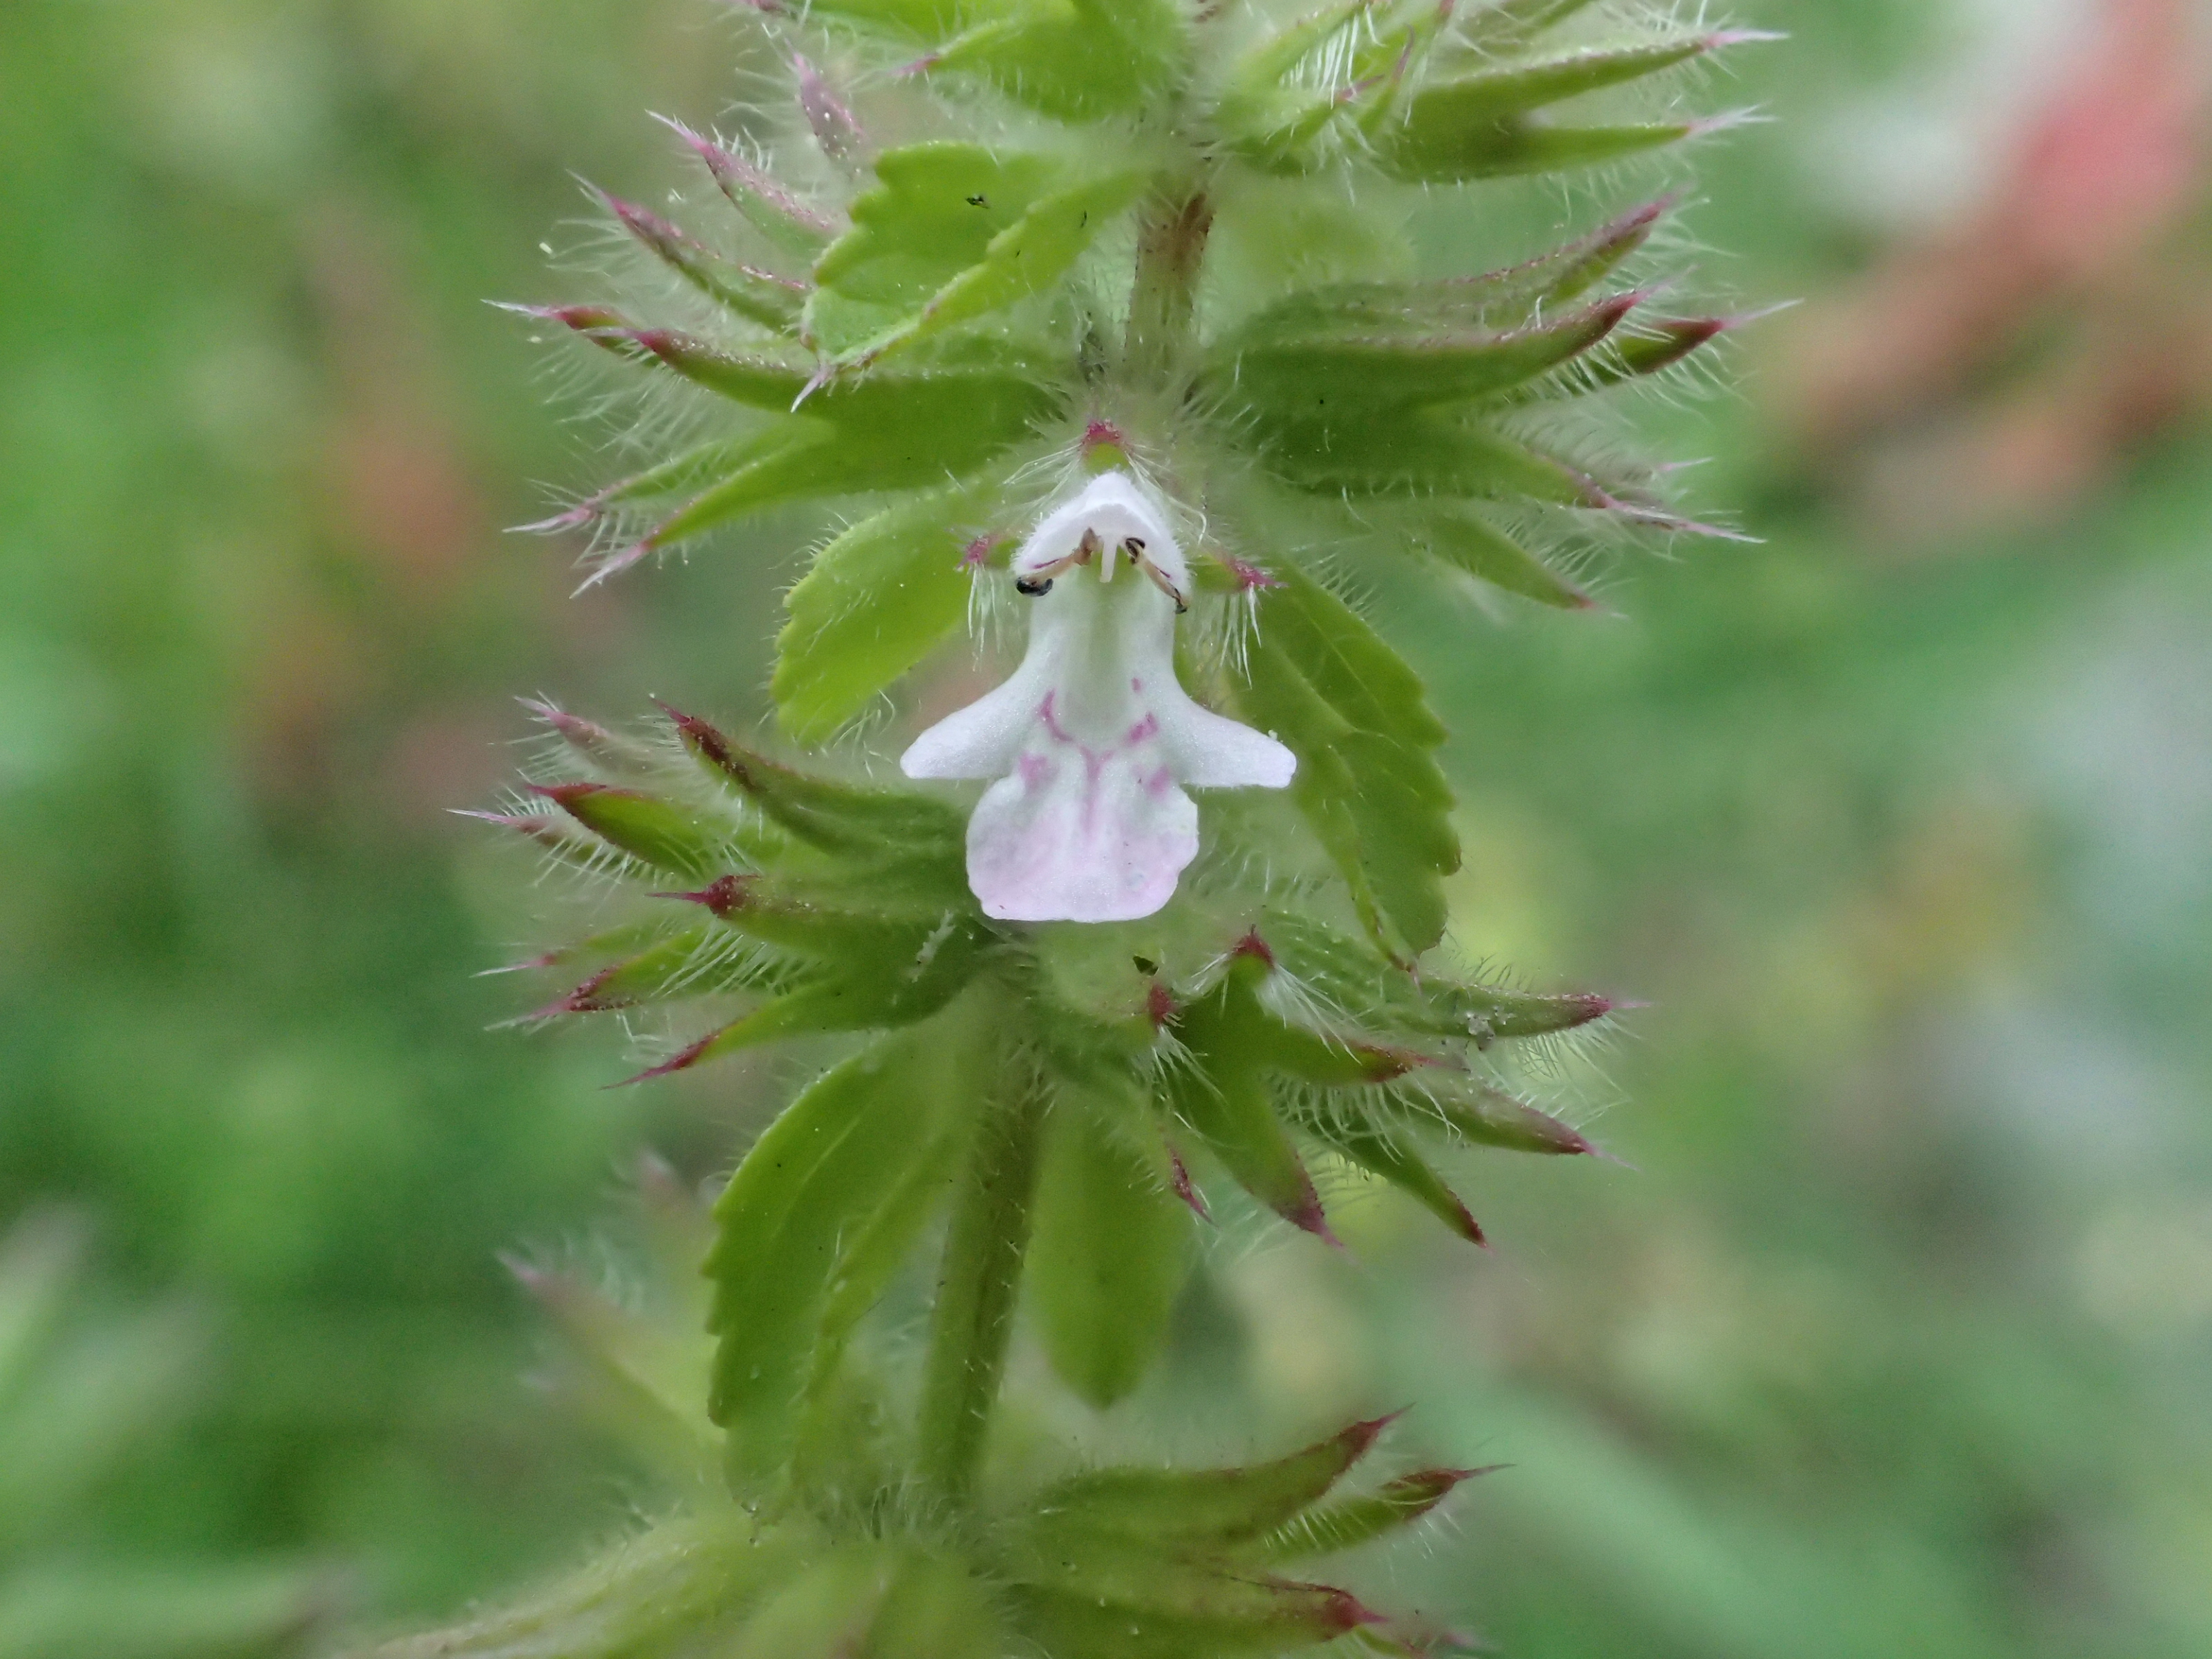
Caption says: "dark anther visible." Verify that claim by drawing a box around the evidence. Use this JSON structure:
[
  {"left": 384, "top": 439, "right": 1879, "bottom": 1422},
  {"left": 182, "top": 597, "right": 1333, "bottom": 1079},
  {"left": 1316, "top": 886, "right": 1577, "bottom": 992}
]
[
  {"left": 966, "top": 194, "right": 988, "bottom": 207},
  {"left": 1014, "top": 575, "right": 1053, "bottom": 597},
  {"left": 1132, "top": 955, "right": 1159, "bottom": 975},
  {"left": 1122, "top": 537, "right": 1145, "bottom": 563}
]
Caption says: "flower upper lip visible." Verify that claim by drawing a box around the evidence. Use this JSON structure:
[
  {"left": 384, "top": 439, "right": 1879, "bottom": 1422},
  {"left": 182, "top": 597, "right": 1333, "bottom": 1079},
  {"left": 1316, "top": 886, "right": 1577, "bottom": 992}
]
[{"left": 1010, "top": 471, "right": 1193, "bottom": 601}]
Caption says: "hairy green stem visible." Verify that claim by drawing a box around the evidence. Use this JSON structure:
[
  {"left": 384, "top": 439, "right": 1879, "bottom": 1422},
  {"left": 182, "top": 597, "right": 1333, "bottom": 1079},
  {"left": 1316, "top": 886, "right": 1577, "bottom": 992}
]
[
  {"left": 916, "top": 1065, "right": 1047, "bottom": 1505},
  {"left": 1122, "top": 185, "right": 1213, "bottom": 384}
]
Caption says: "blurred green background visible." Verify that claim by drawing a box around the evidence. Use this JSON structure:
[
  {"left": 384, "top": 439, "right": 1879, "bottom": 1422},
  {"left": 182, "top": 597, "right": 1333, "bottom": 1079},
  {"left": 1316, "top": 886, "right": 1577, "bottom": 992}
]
[{"left": 3, "top": 0, "right": 2208, "bottom": 1654}]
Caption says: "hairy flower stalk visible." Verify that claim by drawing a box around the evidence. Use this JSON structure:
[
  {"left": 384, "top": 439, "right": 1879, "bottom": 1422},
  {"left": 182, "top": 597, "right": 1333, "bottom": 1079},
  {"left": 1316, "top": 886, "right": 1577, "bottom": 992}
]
[{"left": 386, "top": 2, "right": 1767, "bottom": 1653}]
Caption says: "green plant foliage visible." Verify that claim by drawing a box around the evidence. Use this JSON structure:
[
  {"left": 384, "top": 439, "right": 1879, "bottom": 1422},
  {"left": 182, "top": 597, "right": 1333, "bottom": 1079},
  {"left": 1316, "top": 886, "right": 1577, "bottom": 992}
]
[
  {"left": 24, "top": 5, "right": 2212, "bottom": 1656},
  {"left": 774, "top": 483, "right": 1002, "bottom": 742},
  {"left": 408, "top": 0, "right": 1770, "bottom": 1651},
  {"left": 794, "top": 0, "right": 1188, "bottom": 121},
  {"left": 1238, "top": 569, "right": 1458, "bottom": 957},
  {"left": 1210, "top": 0, "right": 1449, "bottom": 175},
  {"left": 706, "top": 1011, "right": 986, "bottom": 1469},
  {"left": 1026, "top": 1082, "right": 1194, "bottom": 1408},
  {"left": 808, "top": 143, "right": 1145, "bottom": 364}
]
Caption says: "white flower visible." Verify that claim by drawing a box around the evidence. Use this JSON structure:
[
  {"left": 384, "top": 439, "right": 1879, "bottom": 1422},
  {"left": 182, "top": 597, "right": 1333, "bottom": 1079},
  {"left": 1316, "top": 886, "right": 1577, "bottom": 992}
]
[{"left": 901, "top": 471, "right": 1295, "bottom": 923}]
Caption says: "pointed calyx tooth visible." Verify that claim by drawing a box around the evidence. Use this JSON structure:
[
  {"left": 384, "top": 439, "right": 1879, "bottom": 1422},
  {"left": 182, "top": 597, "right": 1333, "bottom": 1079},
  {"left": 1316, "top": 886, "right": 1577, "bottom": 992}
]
[
  {"left": 650, "top": 113, "right": 838, "bottom": 252},
  {"left": 521, "top": 699, "right": 629, "bottom": 767},
  {"left": 613, "top": 1030, "right": 718, "bottom": 1087},
  {"left": 794, "top": 55, "right": 867, "bottom": 165},
  {"left": 657, "top": 874, "right": 752, "bottom": 919},
  {"left": 1231, "top": 928, "right": 1277, "bottom": 970}
]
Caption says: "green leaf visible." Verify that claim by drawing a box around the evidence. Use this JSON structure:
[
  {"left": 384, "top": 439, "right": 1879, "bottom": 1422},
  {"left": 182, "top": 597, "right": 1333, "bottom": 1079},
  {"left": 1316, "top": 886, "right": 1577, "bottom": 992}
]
[
  {"left": 541, "top": 309, "right": 813, "bottom": 404},
  {"left": 706, "top": 1015, "right": 984, "bottom": 1474},
  {"left": 1224, "top": 198, "right": 1665, "bottom": 350},
  {"left": 808, "top": 143, "right": 1143, "bottom": 365},
  {"left": 503, "top": 1255, "right": 718, "bottom": 1481},
  {"left": 1168, "top": 976, "right": 1328, "bottom": 1237},
  {"left": 791, "top": 0, "right": 1185, "bottom": 120},
  {"left": 1377, "top": 113, "right": 1704, "bottom": 185},
  {"left": 1385, "top": 1082, "right": 1595, "bottom": 1157},
  {"left": 650, "top": 922, "right": 995, "bottom": 1079},
  {"left": 1250, "top": 1467, "right": 1488, "bottom": 1561},
  {"left": 545, "top": 303, "right": 1056, "bottom": 443},
  {"left": 1237, "top": 570, "right": 1457, "bottom": 957},
  {"left": 529, "top": 783, "right": 734, "bottom": 879},
  {"left": 1526, "top": 314, "right": 1734, "bottom": 398},
  {"left": 807, "top": 1123, "right": 966, "bottom": 1391},
  {"left": 774, "top": 485, "right": 993, "bottom": 743},
  {"left": 458, "top": 808, "right": 614, "bottom": 872},
  {"left": 351, "top": 1515, "right": 774, "bottom": 1659},
  {"left": 1375, "top": 32, "right": 1753, "bottom": 182},
  {"left": 1310, "top": 1118, "right": 1484, "bottom": 1245},
  {"left": 1237, "top": 1002, "right": 1425, "bottom": 1088},
  {"left": 1423, "top": 976, "right": 1614, "bottom": 1042},
  {"left": 919, "top": 0, "right": 1190, "bottom": 122},
  {"left": 1028, "top": 1079, "right": 1194, "bottom": 1407},
  {"left": 613, "top": 424, "right": 848, "bottom": 547},
  {"left": 1006, "top": 1562, "right": 1370, "bottom": 1659},
  {"left": 1250, "top": 407, "right": 1602, "bottom": 501},
  {"left": 861, "top": 1553, "right": 1006, "bottom": 1659},
  {"left": 1029, "top": 1416, "right": 1390, "bottom": 1546},
  {"left": 581, "top": 350, "right": 1053, "bottom": 572},
  {"left": 917, "top": 1070, "right": 1046, "bottom": 1501},
  {"left": 1391, "top": 504, "right": 1593, "bottom": 609},
  {"left": 792, "top": 0, "right": 967, "bottom": 35},
  {"left": 1255, "top": 912, "right": 1414, "bottom": 1015},
  {"left": 1206, "top": 292, "right": 1636, "bottom": 418},
  {"left": 538, "top": 926, "right": 792, "bottom": 1015},
  {"left": 1008, "top": 1582, "right": 1368, "bottom": 1659},
  {"left": 1203, "top": 194, "right": 1663, "bottom": 393},
  {"left": 525, "top": 433, "right": 779, "bottom": 531},
  {"left": 1407, "top": 35, "right": 1730, "bottom": 129},
  {"left": 1461, "top": 0, "right": 1603, "bottom": 41},
  {"left": 1213, "top": 0, "right": 1446, "bottom": 174},
  {"left": 668, "top": 874, "right": 964, "bottom": 962},
  {"left": 590, "top": 182, "right": 807, "bottom": 332},
  {"left": 1257, "top": 914, "right": 1615, "bottom": 1061},
  {"left": 1261, "top": 565, "right": 1445, "bottom": 749},
  {"left": 662, "top": 705, "right": 967, "bottom": 858},
  {"left": 729, "top": 1546, "right": 898, "bottom": 1659},
  {"left": 665, "top": 115, "right": 841, "bottom": 260}
]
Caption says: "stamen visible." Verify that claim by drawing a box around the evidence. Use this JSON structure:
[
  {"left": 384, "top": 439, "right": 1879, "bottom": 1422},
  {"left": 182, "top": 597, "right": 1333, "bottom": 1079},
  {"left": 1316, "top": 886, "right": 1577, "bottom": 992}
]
[{"left": 1133, "top": 548, "right": 1189, "bottom": 613}]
